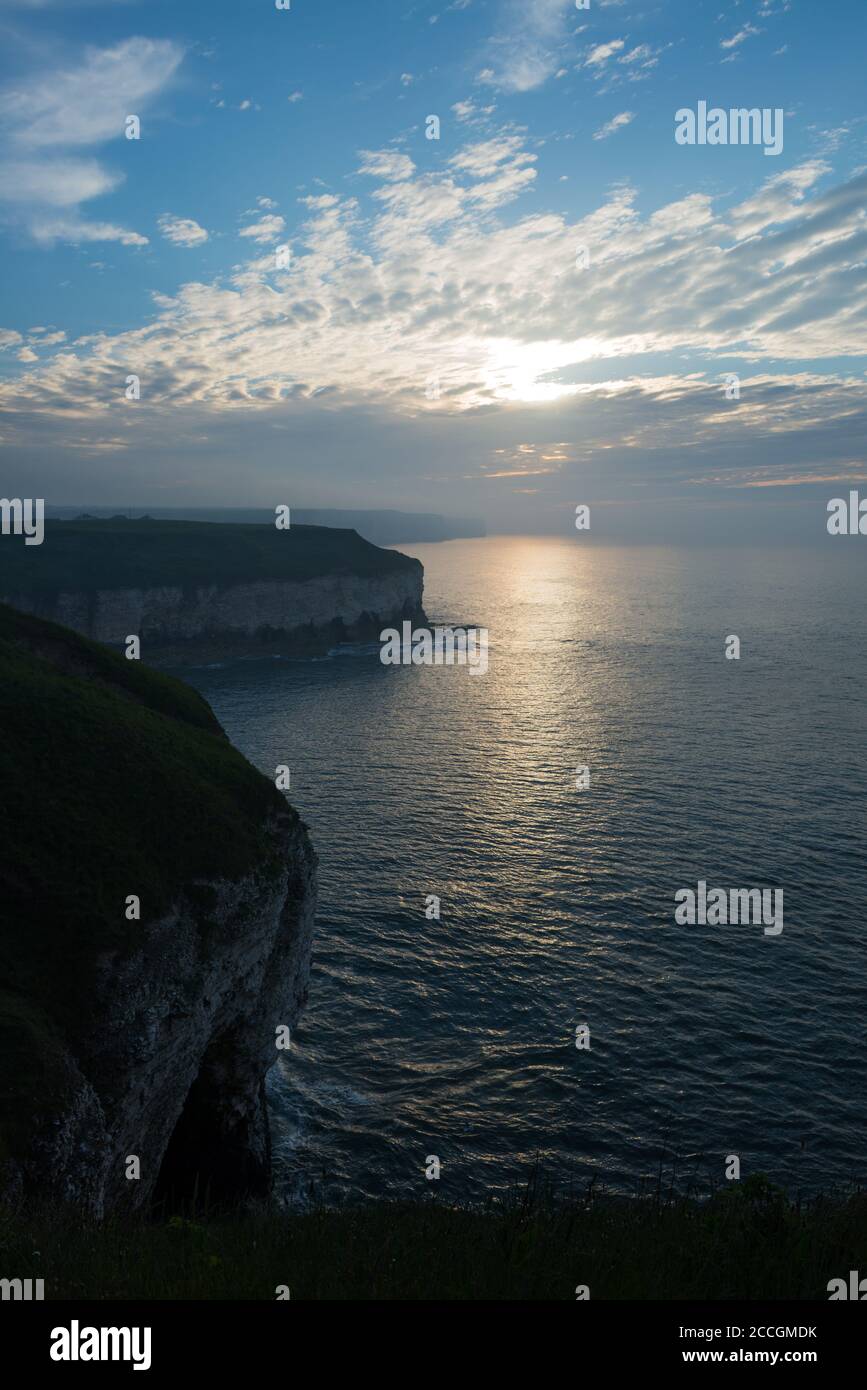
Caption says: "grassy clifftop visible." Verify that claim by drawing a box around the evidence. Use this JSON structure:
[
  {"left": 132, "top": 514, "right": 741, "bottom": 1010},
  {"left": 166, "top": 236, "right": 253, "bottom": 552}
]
[
  {"left": 0, "top": 518, "right": 419, "bottom": 598},
  {"left": 1, "top": 1180, "right": 864, "bottom": 1299},
  {"left": 0, "top": 604, "right": 292, "bottom": 1160}
]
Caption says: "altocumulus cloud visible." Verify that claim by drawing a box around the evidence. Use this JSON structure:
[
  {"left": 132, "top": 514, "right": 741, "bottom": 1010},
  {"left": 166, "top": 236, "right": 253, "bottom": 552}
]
[
  {"left": 239, "top": 213, "right": 287, "bottom": 244},
  {"left": 0, "top": 131, "right": 865, "bottom": 514},
  {"left": 158, "top": 215, "right": 209, "bottom": 247}
]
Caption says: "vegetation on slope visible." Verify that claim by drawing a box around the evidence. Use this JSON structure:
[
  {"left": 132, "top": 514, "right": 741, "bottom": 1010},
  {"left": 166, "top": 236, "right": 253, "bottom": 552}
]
[
  {"left": 0, "top": 518, "right": 419, "bottom": 598},
  {"left": 0, "top": 604, "right": 293, "bottom": 1162},
  {"left": 1, "top": 1177, "right": 864, "bottom": 1300}
]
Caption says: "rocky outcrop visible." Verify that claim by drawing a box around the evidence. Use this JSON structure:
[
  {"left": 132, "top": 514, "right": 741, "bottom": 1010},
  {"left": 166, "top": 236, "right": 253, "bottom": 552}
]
[{"left": 0, "top": 603, "right": 318, "bottom": 1215}]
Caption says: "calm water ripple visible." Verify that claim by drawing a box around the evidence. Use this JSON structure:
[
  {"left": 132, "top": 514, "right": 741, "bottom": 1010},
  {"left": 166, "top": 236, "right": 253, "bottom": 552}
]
[{"left": 179, "top": 539, "right": 867, "bottom": 1204}]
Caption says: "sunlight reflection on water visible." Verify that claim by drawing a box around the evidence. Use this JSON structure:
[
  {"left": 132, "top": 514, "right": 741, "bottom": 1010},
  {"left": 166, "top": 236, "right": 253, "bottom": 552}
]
[{"left": 182, "top": 538, "right": 867, "bottom": 1205}]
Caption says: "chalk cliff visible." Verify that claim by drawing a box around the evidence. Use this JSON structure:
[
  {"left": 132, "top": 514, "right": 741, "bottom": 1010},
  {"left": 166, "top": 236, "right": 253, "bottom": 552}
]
[
  {"left": 0, "top": 604, "right": 317, "bottom": 1215},
  {"left": 0, "top": 518, "right": 426, "bottom": 660},
  {"left": 34, "top": 570, "right": 422, "bottom": 656}
]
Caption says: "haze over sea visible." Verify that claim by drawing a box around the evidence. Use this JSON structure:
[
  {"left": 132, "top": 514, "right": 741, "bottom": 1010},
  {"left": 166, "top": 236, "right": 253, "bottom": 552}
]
[{"left": 179, "top": 536, "right": 867, "bottom": 1205}]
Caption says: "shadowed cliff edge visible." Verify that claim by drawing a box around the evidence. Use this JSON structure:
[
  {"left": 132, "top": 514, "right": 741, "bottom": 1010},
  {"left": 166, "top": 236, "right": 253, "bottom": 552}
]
[
  {"left": 0, "top": 603, "right": 317, "bottom": 1215},
  {"left": 0, "top": 518, "right": 426, "bottom": 664}
]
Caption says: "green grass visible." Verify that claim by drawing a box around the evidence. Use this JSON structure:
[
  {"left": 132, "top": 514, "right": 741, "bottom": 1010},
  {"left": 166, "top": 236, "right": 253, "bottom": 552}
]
[
  {"left": 0, "top": 603, "right": 294, "bottom": 1168},
  {"left": 1, "top": 1178, "right": 864, "bottom": 1300},
  {"left": 0, "top": 517, "right": 420, "bottom": 598}
]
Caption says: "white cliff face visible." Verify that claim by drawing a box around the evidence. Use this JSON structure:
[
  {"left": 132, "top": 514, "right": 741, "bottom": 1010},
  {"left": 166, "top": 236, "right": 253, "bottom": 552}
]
[
  {"left": 6, "top": 570, "right": 424, "bottom": 650},
  {"left": 10, "top": 810, "right": 317, "bottom": 1217}
]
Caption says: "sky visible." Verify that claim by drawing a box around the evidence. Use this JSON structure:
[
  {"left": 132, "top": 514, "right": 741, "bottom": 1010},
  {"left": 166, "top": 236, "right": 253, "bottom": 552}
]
[{"left": 0, "top": 0, "right": 866, "bottom": 539}]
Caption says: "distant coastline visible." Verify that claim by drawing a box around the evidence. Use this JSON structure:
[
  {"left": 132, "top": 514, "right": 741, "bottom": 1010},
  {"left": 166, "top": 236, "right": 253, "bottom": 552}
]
[{"left": 44, "top": 505, "right": 486, "bottom": 548}]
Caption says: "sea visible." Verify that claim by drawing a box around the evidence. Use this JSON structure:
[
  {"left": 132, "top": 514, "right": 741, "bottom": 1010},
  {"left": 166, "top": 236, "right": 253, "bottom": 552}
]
[{"left": 176, "top": 537, "right": 867, "bottom": 1206}]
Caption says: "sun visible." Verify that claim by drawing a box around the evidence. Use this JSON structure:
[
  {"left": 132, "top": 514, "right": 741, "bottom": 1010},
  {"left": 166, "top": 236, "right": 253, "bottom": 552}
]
[{"left": 481, "top": 337, "right": 604, "bottom": 404}]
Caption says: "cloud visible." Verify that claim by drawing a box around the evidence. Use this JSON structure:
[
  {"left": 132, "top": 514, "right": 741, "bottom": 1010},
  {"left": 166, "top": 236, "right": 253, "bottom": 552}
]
[
  {"left": 593, "top": 111, "right": 634, "bottom": 141},
  {"left": 158, "top": 214, "right": 209, "bottom": 247},
  {"left": 287, "top": 91, "right": 304, "bottom": 103},
  {"left": 577, "top": 38, "right": 666, "bottom": 91},
  {"left": 5, "top": 150, "right": 865, "bottom": 406},
  {"left": 616, "top": 42, "right": 666, "bottom": 80},
  {"left": 1, "top": 138, "right": 865, "bottom": 523},
  {"left": 721, "top": 24, "right": 761, "bottom": 51},
  {"left": 0, "top": 38, "right": 181, "bottom": 148},
  {"left": 27, "top": 216, "right": 148, "bottom": 246},
  {"left": 0, "top": 37, "right": 181, "bottom": 246},
  {"left": 238, "top": 213, "right": 286, "bottom": 243},
  {"left": 358, "top": 149, "right": 416, "bottom": 181},
  {"left": 0, "top": 157, "right": 120, "bottom": 207},
  {"left": 479, "top": 0, "right": 575, "bottom": 93},
  {"left": 584, "top": 39, "right": 626, "bottom": 68},
  {"left": 448, "top": 135, "right": 532, "bottom": 178},
  {"left": 619, "top": 45, "right": 654, "bottom": 66}
]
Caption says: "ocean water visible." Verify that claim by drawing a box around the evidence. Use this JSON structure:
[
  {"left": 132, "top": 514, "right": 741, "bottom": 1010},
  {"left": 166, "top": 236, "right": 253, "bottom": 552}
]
[{"left": 180, "top": 538, "right": 867, "bottom": 1205}]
